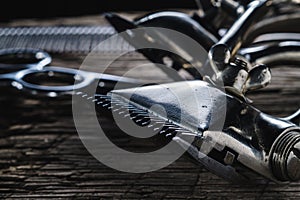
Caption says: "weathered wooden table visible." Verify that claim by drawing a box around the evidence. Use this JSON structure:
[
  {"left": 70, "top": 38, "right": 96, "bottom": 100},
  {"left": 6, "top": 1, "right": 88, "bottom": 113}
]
[{"left": 0, "top": 12, "right": 299, "bottom": 199}]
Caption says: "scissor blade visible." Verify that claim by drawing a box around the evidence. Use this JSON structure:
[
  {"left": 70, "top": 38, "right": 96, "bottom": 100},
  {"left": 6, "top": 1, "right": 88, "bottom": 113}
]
[
  {"left": 105, "top": 12, "right": 161, "bottom": 56},
  {"left": 96, "top": 73, "right": 144, "bottom": 93},
  {"left": 104, "top": 13, "right": 137, "bottom": 33},
  {"left": 105, "top": 13, "right": 185, "bottom": 81}
]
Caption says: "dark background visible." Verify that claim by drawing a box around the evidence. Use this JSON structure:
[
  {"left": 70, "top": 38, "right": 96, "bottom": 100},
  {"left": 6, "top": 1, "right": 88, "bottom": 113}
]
[{"left": 0, "top": 0, "right": 197, "bottom": 21}]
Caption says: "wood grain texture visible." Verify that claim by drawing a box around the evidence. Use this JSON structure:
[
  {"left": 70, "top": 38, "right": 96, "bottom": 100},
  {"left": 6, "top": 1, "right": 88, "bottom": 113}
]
[{"left": 0, "top": 13, "right": 299, "bottom": 200}]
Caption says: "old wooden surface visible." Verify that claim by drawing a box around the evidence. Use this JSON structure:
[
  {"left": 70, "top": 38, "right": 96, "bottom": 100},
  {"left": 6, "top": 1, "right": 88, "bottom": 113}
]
[{"left": 0, "top": 13, "right": 300, "bottom": 199}]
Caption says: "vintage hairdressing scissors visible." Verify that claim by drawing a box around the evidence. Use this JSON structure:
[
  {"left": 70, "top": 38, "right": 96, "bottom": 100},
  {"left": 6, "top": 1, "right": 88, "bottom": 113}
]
[
  {"left": 0, "top": 48, "right": 51, "bottom": 71},
  {"left": 0, "top": 48, "right": 143, "bottom": 97}
]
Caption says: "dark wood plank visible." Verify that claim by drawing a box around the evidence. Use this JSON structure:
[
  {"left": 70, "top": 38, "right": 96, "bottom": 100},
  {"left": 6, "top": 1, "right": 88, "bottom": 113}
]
[{"left": 0, "top": 13, "right": 299, "bottom": 200}]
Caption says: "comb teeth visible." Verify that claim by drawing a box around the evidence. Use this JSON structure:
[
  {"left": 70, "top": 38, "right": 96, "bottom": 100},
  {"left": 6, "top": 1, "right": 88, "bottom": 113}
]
[
  {"left": 74, "top": 91, "right": 197, "bottom": 139},
  {"left": 0, "top": 26, "right": 135, "bottom": 55}
]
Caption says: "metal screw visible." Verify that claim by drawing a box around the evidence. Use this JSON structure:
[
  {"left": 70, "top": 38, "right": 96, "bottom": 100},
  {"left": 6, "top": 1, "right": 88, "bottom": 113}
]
[{"left": 287, "top": 142, "right": 300, "bottom": 181}]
